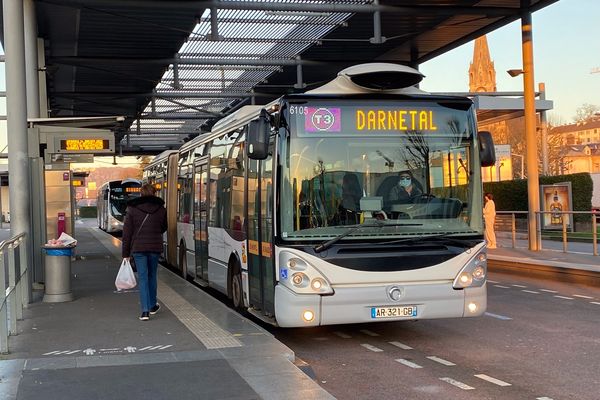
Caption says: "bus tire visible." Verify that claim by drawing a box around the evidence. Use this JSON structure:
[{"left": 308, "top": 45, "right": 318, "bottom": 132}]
[
  {"left": 230, "top": 262, "right": 245, "bottom": 311},
  {"left": 179, "top": 241, "right": 188, "bottom": 279}
]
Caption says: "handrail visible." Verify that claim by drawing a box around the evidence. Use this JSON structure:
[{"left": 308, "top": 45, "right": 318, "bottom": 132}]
[
  {"left": 495, "top": 211, "right": 528, "bottom": 248},
  {"left": 0, "top": 232, "right": 30, "bottom": 354},
  {"left": 492, "top": 210, "right": 598, "bottom": 256},
  {"left": 0, "top": 232, "right": 25, "bottom": 252},
  {"left": 535, "top": 210, "right": 598, "bottom": 255}
]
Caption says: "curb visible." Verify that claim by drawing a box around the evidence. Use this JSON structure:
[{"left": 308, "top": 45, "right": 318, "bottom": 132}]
[{"left": 488, "top": 256, "right": 600, "bottom": 286}]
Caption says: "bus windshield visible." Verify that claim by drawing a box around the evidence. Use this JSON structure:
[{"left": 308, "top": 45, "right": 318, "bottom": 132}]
[
  {"left": 280, "top": 99, "right": 483, "bottom": 240},
  {"left": 109, "top": 188, "right": 128, "bottom": 220},
  {"left": 109, "top": 182, "right": 141, "bottom": 221}
]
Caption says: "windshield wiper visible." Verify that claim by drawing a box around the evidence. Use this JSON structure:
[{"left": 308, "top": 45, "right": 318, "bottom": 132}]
[
  {"left": 314, "top": 222, "right": 422, "bottom": 253},
  {"left": 377, "top": 234, "right": 480, "bottom": 248}
]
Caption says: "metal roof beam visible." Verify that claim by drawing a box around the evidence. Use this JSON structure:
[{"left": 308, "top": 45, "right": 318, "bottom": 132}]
[
  {"left": 50, "top": 57, "right": 318, "bottom": 67},
  {"left": 171, "top": 65, "right": 281, "bottom": 71},
  {"left": 126, "top": 131, "right": 203, "bottom": 135},
  {"left": 198, "top": 17, "right": 347, "bottom": 26},
  {"left": 140, "top": 114, "right": 214, "bottom": 120},
  {"left": 55, "top": 92, "right": 268, "bottom": 99},
  {"left": 155, "top": 96, "right": 223, "bottom": 117},
  {"left": 38, "top": 0, "right": 518, "bottom": 16},
  {"left": 160, "top": 77, "right": 266, "bottom": 83},
  {"left": 186, "top": 36, "right": 322, "bottom": 44}
]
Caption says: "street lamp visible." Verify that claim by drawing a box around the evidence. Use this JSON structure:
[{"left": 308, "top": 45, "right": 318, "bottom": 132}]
[
  {"left": 497, "top": 162, "right": 504, "bottom": 181},
  {"left": 507, "top": 69, "right": 523, "bottom": 77}
]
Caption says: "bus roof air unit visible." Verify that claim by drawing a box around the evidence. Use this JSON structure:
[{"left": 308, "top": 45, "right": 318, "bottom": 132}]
[{"left": 307, "top": 63, "right": 427, "bottom": 95}]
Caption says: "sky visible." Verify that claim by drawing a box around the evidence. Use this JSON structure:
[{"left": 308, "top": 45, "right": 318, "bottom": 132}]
[
  {"left": 1, "top": 0, "right": 598, "bottom": 157},
  {"left": 420, "top": 0, "right": 600, "bottom": 124}
]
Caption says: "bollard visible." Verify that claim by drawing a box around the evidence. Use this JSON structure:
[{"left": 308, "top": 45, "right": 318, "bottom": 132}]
[
  {"left": 42, "top": 245, "right": 75, "bottom": 302},
  {"left": 562, "top": 217, "right": 568, "bottom": 253},
  {"left": 593, "top": 212, "right": 598, "bottom": 257}
]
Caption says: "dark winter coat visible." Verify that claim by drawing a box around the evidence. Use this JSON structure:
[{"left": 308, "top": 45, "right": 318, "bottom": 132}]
[{"left": 121, "top": 195, "right": 167, "bottom": 257}]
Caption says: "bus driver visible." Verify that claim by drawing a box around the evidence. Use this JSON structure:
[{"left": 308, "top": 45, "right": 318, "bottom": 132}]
[{"left": 388, "top": 170, "right": 422, "bottom": 203}]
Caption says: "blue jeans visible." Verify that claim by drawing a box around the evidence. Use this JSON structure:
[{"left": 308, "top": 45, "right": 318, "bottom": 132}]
[{"left": 132, "top": 252, "right": 160, "bottom": 313}]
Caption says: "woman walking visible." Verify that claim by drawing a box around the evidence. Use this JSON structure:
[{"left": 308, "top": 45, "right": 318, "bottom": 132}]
[{"left": 122, "top": 183, "right": 167, "bottom": 321}]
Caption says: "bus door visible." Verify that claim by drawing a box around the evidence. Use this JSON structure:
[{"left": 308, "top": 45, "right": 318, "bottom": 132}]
[
  {"left": 194, "top": 158, "right": 209, "bottom": 281},
  {"left": 247, "top": 142, "right": 275, "bottom": 316}
]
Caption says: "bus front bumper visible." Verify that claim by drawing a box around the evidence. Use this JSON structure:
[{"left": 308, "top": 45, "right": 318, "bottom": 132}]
[{"left": 274, "top": 282, "right": 486, "bottom": 327}]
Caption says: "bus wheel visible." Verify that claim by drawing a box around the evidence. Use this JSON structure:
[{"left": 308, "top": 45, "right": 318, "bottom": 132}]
[
  {"left": 179, "top": 243, "right": 188, "bottom": 279},
  {"left": 231, "top": 264, "right": 245, "bottom": 311}
]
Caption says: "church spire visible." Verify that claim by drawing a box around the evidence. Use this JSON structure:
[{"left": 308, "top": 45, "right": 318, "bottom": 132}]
[{"left": 469, "top": 35, "right": 497, "bottom": 92}]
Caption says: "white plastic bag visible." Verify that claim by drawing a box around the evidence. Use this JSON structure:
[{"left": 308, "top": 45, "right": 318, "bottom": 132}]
[{"left": 115, "top": 258, "right": 137, "bottom": 290}]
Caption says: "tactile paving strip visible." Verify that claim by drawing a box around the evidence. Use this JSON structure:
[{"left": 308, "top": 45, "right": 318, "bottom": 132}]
[{"left": 158, "top": 281, "right": 242, "bottom": 349}]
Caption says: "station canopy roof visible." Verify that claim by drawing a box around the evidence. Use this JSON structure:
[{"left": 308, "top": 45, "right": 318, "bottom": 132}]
[{"left": 3, "top": 0, "right": 558, "bottom": 154}]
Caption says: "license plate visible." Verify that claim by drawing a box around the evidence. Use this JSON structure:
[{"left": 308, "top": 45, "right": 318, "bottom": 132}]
[{"left": 371, "top": 305, "right": 417, "bottom": 319}]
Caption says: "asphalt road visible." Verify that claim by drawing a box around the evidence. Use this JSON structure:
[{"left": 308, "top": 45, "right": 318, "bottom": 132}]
[{"left": 271, "top": 271, "right": 600, "bottom": 400}]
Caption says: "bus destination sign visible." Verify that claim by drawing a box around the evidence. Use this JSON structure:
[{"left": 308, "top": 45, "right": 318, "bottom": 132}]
[
  {"left": 291, "top": 103, "right": 466, "bottom": 136},
  {"left": 355, "top": 109, "right": 437, "bottom": 131}
]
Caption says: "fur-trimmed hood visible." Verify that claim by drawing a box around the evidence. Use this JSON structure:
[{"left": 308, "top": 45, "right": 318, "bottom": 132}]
[{"left": 126, "top": 195, "right": 165, "bottom": 214}]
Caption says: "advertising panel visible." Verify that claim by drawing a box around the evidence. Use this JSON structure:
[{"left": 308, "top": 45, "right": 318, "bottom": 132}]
[{"left": 540, "top": 183, "right": 572, "bottom": 230}]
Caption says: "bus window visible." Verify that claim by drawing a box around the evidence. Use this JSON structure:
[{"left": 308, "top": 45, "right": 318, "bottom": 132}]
[{"left": 228, "top": 136, "right": 245, "bottom": 231}]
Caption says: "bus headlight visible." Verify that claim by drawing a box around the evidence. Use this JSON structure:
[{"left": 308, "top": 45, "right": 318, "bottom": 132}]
[
  {"left": 291, "top": 272, "right": 309, "bottom": 288},
  {"left": 287, "top": 257, "right": 307, "bottom": 271},
  {"left": 458, "top": 272, "right": 473, "bottom": 286},
  {"left": 302, "top": 310, "right": 315, "bottom": 322},
  {"left": 280, "top": 253, "right": 334, "bottom": 295},
  {"left": 453, "top": 250, "right": 487, "bottom": 289},
  {"left": 472, "top": 265, "right": 486, "bottom": 281}
]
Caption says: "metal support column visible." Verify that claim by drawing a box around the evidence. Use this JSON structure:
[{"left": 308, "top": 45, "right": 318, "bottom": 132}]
[
  {"left": 539, "top": 82, "right": 549, "bottom": 175},
  {"left": 521, "top": 7, "right": 540, "bottom": 251},
  {"left": 24, "top": 0, "right": 39, "bottom": 118},
  {"left": 3, "top": 0, "right": 32, "bottom": 246},
  {"left": 370, "top": 0, "right": 386, "bottom": 44},
  {"left": 294, "top": 57, "right": 305, "bottom": 90},
  {"left": 25, "top": 0, "right": 45, "bottom": 285}
]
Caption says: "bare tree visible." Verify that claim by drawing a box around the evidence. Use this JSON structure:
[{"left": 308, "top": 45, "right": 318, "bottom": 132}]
[
  {"left": 544, "top": 130, "right": 567, "bottom": 176},
  {"left": 136, "top": 155, "right": 154, "bottom": 179},
  {"left": 573, "top": 103, "right": 600, "bottom": 123}
]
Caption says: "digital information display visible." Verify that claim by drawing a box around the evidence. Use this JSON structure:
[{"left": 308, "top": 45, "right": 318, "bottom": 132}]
[
  {"left": 60, "top": 139, "right": 110, "bottom": 151},
  {"left": 290, "top": 102, "right": 469, "bottom": 137}
]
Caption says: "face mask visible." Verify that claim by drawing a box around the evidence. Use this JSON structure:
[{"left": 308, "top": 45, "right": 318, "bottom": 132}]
[{"left": 399, "top": 178, "right": 411, "bottom": 188}]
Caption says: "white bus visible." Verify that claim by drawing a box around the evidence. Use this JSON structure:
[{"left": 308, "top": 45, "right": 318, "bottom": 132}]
[
  {"left": 97, "top": 178, "right": 142, "bottom": 233},
  {"left": 144, "top": 63, "right": 495, "bottom": 327}
]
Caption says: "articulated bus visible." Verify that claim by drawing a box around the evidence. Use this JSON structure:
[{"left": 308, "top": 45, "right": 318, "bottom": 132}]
[
  {"left": 97, "top": 178, "right": 142, "bottom": 233},
  {"left": 144, "top": 63, "right": 496, "bottom": 327}
]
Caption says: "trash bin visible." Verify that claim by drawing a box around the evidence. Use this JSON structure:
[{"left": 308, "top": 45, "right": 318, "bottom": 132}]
[{"left": 42, "top": 245, "right": 75, "bottom": 302}]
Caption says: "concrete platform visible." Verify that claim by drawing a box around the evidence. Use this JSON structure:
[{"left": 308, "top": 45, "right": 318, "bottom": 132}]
[{"left": 0, "top": 220, "right": 334, "bottom": 400}]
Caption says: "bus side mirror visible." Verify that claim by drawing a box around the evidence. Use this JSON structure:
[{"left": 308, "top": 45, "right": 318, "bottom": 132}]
[
  {"left": 248, "top": 109, "right": 270, "bottom": 160},
  {"left": 478, "top": 131, "right": 496, "bottom": 167}
]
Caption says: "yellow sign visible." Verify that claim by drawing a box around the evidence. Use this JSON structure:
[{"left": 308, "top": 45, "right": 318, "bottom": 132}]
[
  {"left": 356, "top": 109, "right": 437, "bottom": 131},
  {"left": 60, "top": 139, "right": 109, "bottom": 151},
  {"left": 261, "top": 242, "right": 272, "bottom": 258},
  {"left": 248, "top": 240, "right": 259, "bottom": 255}
]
